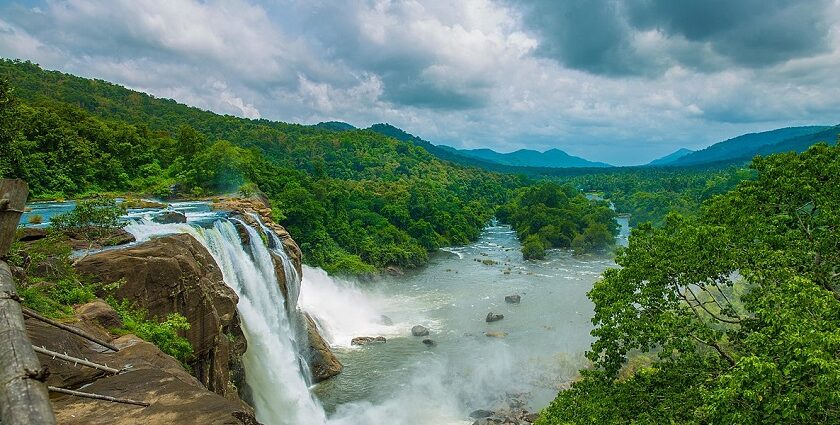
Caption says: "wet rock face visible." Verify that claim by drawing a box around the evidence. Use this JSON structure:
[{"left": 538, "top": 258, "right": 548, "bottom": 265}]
[
  {"left": 351, "top": 336, "right": 387, "bottom": 345},
  {"left": 74, "top": 233, "right": 247, "bottom": 404},
  {"left": 303, "top": 313, "right": 343, "bottom": 382},
  {"left": 153, "top": 210, "right": 187, "bottom": 224},
  {"left": 486, "top": 312, "right": 504, "bottom": 323},
  {"left": 412, "top": 325, "right": 430, "bottom": 336}
]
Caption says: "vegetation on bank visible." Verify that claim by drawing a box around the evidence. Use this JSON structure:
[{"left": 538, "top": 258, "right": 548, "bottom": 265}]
[
  {"left": 497, "top": 182, "right": 618, "bottom": 259},
  {"left": 537, "top": 143, "right": 840, "bottom": 424},
  {"left": 562, "top": 166, "right": 752, "bottom": 226}
]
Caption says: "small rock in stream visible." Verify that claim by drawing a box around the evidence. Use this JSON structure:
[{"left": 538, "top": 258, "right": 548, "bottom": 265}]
[
  {"left": 411, "top": 325, "right": 429, "bottom": 336},
  {"left": 486, "top": 312, "right": 504, "bottom": 322}
]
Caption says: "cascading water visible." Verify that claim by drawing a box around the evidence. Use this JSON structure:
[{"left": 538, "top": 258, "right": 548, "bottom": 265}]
[{"left": 125, "top": 218, "right": 327, "bottom": 425}]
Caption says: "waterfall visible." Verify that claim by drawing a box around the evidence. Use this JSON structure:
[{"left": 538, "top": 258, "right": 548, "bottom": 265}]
[{"left": 125, "top": 219, "right": 327, "bottom": 425}]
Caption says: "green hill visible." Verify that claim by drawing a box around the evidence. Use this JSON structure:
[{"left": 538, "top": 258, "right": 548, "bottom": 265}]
[
  {"left": 0, "top": 59, "right": 527, "bottom": 274},
  {"left": 646, "top": 148, "right": 693, "bottom": 166},
  {"left": 670, "top": 126, "right": 830, "bottom": 166}
]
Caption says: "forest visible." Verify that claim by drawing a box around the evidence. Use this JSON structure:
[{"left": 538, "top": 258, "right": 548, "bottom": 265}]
[
  {"left": 0, "top": 60, "right": 620, "bottom": 274},
  {"left": 537, "top": 142, "right": 840, "bottom": 424}
]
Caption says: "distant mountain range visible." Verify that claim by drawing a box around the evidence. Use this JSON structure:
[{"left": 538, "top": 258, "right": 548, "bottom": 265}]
[
  {"left": 316, "top": 121, "right": 612, "bottom": 168},
  {"left": 668, "top": 126, "right": 834, "bottom": 166},
  {"left": 451, "top": 147, "right": 611, "bottom": 168},
  {"left": 314, "top": 121, "right": 840, "bottom": 171},
  {"left": 647, "top": 148, "right": 693, "bottom": 166}
]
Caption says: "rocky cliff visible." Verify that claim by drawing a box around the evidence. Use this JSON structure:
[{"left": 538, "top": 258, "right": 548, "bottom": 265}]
[
  {"left": 27, "top": 301, "right": 259, "bottom": 425},
  {"left": 23, "top": 196, "right": 341, "bottom": 423},
  {"left": 74, "top": 233, "right": 248, "bottom": 403}
]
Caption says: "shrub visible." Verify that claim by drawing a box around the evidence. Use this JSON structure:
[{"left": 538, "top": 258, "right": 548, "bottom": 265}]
[
  {"left": 27, "top": 214, "right": 43, "bottom": 225},
  {"left": 51, "top": 196, "right": 126, "bottom": 240},
  {"left": 108, "top": 298, "right": 194, "bottom": 366}
]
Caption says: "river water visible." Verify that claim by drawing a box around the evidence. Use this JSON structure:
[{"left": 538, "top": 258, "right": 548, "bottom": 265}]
[
  {"left": 21, "top": 200, "right": 629, "bottom": 424},
  {"left": 302, "top": 219, "right": 630, "bottom": 424}
]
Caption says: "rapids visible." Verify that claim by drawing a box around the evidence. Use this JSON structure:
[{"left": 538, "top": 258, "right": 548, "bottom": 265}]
[{"left": 24, "top": 200, "right": 629, "bottom": 425}]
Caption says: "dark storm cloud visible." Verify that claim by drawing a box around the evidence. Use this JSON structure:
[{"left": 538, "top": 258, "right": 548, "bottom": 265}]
[{"left": 514, "top": 0, "right": 836, "bottom": 75}]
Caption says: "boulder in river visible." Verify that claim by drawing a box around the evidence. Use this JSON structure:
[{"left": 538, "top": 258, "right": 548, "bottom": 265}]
[
  {"left": 351, "top": 336, "right": 387, "bottom": 346},
  {"left": 412, "top": 325, "right": 430, "bottom": 336},
  {"left": 505, "top": 294, "right": 521, "bottom": 304},
  {"left": 486, "top": 312, "right": 504, "bottom": 322},
  {"left": 470, "top": 409, "right": 494, "bottom": 419},
  {"left": 485, "top": 331, "right": 508, "bottom": 338},
  {"left": 154, "top": 210, "right": 187, "bottom": 224},
  {"left": 422, "top": 338, "right": 436, "bottom": 347}
]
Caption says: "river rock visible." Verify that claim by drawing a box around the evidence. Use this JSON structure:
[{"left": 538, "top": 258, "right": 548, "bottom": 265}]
[
  {"left": 75, "top": 299, "right": 123, "bottom": 329},
  {"left": 412, "top": 325, "right": 430, "bottom": 336},
  {"left": 351, "top": 336, "right": 387, "bottom": 345},
  {"left": 504, "top": 294, "right": 521, "bottom": 304},
  {"left": 422, "top": 338, "right": 436, "bottom": 347},
  {"left": 303, "top": 313, "right": 343, "bottom": 381},
  {"left": 154, "top": 210, "right": 187, "bottom": 224},
  {"left": 470, "top": 409, "right": 494, "bottom": 419},
  {"left": 485, "top": 331, "right": 508, "bottom": 338},
  {"left": 486, "top": 312, "right": 504, "bottom": 322},
  {"left": 17, "top": 227, "right": 47, "bottom": 242},
  {"left": 74, "top": 233, "right": 247, "bottom": 403}
]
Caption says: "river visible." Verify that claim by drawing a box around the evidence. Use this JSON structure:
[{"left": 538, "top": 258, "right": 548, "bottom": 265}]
[{"left": 20, "top": 200, "right": 629, "bottom": 424}]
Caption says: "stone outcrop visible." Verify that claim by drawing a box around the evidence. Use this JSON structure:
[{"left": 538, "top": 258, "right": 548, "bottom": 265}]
[
  {"left": 505, "top": 294, "right": 521, "bottom": 304},
  {"left": 26, "top": 307, "right": 259, "bottom": 425},
  {"left": 303, "top": 313, "right": 343, "bottom": 382},
  {"left": 74, "top": 234, "right": 247, "bottom": 405}
]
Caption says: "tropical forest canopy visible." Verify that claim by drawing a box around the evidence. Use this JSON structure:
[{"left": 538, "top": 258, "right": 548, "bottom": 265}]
[
  {"left": 538, "top": 142, "right": 840, "bottom": 424},
  {"left": 0, "top": 59, "right": 620, "bottom": 275}
]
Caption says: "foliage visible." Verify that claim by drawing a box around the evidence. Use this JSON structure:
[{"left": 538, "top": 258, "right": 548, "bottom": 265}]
[
  {"left": 0, "top": 59, "right": 526, "bottom": 274},
  {"left": 498, "top": 182, "right": 618, "bottom": 258},
  {"left": 563, "top": 167, "right": 751, "bottom": 226},
  {"left": 108, "top": 298, "right": 194, "bottom": 366},
  {"left": 539, "top": 143, "right": 840, "bottom": 424},
  {"left": 8, "top": 231, "right": 96, "bottom": 317},
  {"left": 50, "top": 197, "right": 126, "bottom": 240}
]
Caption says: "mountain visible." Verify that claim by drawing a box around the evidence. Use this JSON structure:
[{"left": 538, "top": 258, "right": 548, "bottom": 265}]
[
  {"left": 670, "top": 126, "right": 830, "bottom": 166},
  {"left": 457, "top": 148, "right": 612, "bottom": 168},
  {"left": 367, "top": 123, "right": 510, "bottom": 170},
  {"left": 313, "top": 121, "right": 356, "bottom": 132},
  {"left": 647, "top": 148, "right": 693, "bottom": 166},
  {"left": 751, "top": 125, "right": 840, "bottom": 157}
]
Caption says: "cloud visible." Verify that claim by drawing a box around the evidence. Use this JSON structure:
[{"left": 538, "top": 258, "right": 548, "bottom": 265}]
[
  {"left": 514, "top": 0, "right": 837, "bottom": 76},
  {"left": 0, "top": 0, "right": 839, "bottom": 165}
]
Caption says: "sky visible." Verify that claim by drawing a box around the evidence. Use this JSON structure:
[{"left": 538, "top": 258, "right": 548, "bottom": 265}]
[{"left": 1, "top": 0, "right": 839, "bottom": 165}]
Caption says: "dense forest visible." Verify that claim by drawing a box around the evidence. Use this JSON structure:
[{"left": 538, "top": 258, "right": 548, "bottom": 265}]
[
  {"left": 0, "top": 60, "right": 623, "bottom": 274},
  {"left": 538, "top": 142, "right": 840, "bottom": 424},
  {"left": 497, "top": 182, "right": 617, "bottom": 258},
  {"left": 563, "top": 167, "right": 752, "bottom": 226}
]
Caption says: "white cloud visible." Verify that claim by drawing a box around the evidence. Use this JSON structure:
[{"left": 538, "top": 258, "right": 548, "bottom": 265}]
[{"left": 0, "top": 0, "right": 839, "bottom": 165}]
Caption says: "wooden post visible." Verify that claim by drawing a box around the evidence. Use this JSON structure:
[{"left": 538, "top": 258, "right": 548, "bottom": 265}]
[
  {"left": 22, "top": 307, "right": 120, "bottom": 352},
  {"left": 0, "top": 178, "right": 28, "bottom": 257},
  {"left": 0, "top": 260, "right": 57, "bottom": 425}
]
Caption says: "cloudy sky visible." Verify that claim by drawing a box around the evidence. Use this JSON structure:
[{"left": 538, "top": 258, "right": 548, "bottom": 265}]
[{"left": 1, "top": 0, "right": 839, "bottom": 165}]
